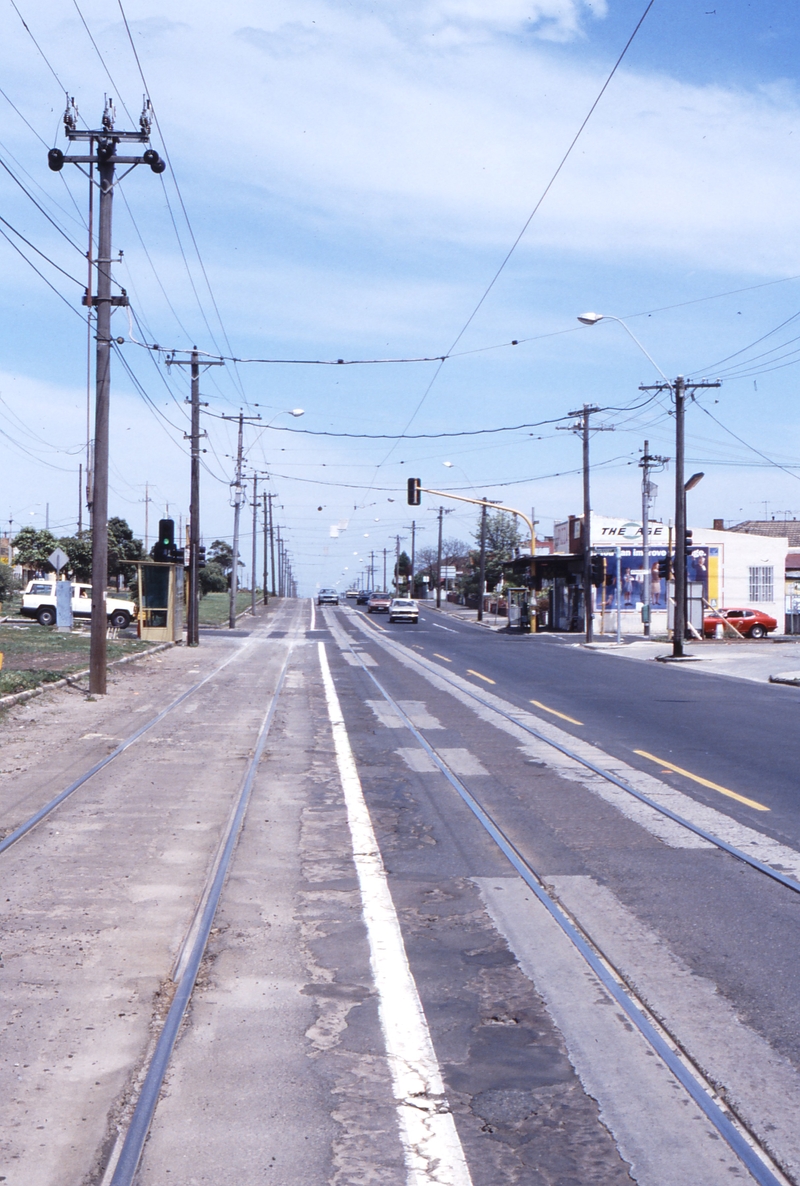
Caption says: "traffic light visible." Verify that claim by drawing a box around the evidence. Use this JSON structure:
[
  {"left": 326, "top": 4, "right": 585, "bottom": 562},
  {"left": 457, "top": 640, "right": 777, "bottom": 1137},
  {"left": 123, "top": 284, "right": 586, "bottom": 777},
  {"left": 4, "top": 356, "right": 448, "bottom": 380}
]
[
  {"left": 684, "top": 529, "right": 694, "bottom": 556},
  {"left": 657, "top": 556, "right": 671, "bottom": 580},
  {"left": 153, "top": 518, "right": 176, "bottom": 562},
  {"left": 407, "top": 477, "right": 421, "bottom": 506},
  {"left": 590, "top": 554, "right": 605, "bottom": 586},
  {"left": 197, "top": 545, "right": 207, "bottom": 569}
]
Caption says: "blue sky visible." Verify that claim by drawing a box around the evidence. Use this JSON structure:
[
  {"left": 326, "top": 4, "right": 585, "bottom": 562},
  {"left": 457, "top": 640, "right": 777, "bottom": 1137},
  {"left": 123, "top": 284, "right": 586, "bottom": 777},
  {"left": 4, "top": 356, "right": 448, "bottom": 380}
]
[{"left": 1, "top": 0, "right": 800, "bottom": 591}]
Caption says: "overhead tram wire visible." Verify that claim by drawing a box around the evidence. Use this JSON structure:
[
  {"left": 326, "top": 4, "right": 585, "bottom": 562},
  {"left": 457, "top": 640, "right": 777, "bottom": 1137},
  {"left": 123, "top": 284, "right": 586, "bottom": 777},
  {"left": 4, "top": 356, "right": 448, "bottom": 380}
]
[
  {"left": 374, "top": 0, "right": 658, "bottom": 456},
  {"left": 116, "top": 0, "right": 252, "bottom": 411},
  {"left": 694, "top": 402, "right": 800, "bottom": 484},
  {"left": 0, "top": 224, "right": 86, "bottom": 319}
]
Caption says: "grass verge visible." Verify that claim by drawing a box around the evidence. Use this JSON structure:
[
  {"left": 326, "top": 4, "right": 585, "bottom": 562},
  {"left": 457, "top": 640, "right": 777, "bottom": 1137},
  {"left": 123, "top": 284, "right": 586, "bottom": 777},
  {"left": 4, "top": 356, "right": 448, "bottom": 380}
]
[{"left": 0, "top": 622, "right": 151, "bottom": 696}]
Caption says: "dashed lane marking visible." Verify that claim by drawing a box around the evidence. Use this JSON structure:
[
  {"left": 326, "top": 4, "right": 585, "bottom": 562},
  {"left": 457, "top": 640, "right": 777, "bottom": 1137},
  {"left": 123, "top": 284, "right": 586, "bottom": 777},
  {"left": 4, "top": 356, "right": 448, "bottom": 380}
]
[
  {"left": 433, "top": 653, "right": 452, "bottom": 662},
  {"left": 530, "top": 700, "right": 583, "bottom": 726},
  {"left": 431, "top": 622, "right": 456, "bottom": 632},
  {"left": 634, "top": 750, "right": 769, "bottom": 812},
  {"left": 467, "top": 668, "right": 496, "bottom": 685}
]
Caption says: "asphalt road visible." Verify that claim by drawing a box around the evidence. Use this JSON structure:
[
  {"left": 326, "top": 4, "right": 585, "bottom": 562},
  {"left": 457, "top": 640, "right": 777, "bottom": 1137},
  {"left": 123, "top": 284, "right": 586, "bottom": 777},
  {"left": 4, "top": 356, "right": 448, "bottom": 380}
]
[{"left": 361, "top": 604, "right": 800, "bottom": 849}]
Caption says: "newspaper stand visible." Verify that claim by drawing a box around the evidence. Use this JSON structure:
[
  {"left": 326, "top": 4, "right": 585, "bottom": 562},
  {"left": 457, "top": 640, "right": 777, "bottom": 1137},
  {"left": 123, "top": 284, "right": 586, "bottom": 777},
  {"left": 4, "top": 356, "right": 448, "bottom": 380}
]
[{"left": 135, "top": 561, "right": 184, "bottom": 643}]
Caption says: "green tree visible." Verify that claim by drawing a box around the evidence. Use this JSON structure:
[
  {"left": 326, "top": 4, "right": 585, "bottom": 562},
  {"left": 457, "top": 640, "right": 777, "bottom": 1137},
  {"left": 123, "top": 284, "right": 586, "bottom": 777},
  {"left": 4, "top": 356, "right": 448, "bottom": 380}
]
[
  {"left": 57, "top": 532, "right": 93, "bottom": 582},
  {"left": 0, "top": 560, "right": 20, "bottom": 605},
  {"left": 199, "top": 562, "right": 228, "bottom": 595},
  {"left": 108, "top": 517, "right": 143, "bottom": 585},
  {"left": 12, "top": 527, "right": 58, "bottom": 571},
  {"left": 208, "top": 540, "right": 234, "bottom": 577}
]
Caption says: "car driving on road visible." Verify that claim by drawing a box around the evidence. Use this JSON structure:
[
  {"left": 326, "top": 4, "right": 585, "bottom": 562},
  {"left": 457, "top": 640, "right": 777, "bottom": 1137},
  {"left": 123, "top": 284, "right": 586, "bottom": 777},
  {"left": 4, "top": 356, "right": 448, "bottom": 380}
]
[
  {"left": 703, "top": 607, "right": 778, "bottom": 639},
  {"left": 21, "top": 580, "right": 135, "bottom": 629},
  {"left": 388, "top": 597, "right": 419, "bottom": 624},
  {"left": 367, "top": 591, "right": 392, "bottom": 613},
  {"left": 356, "top": 589, "right": 372, "bottom": 605},
  {"left": 317, "top": 588, "right": 339, "bottom": 605}
]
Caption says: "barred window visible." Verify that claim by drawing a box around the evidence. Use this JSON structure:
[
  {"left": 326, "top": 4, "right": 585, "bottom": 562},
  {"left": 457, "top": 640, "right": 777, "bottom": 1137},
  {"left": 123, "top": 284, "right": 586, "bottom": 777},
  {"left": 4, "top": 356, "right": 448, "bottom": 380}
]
[{"left": 749, "top": 566, "right": 774, "bottom": 602}]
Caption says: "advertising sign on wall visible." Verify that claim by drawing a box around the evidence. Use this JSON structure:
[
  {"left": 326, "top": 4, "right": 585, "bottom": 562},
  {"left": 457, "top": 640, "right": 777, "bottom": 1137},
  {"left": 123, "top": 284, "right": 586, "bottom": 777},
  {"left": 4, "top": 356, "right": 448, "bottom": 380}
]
[{"left": 594, "top": 546, "right": 711, "bottom": 610}]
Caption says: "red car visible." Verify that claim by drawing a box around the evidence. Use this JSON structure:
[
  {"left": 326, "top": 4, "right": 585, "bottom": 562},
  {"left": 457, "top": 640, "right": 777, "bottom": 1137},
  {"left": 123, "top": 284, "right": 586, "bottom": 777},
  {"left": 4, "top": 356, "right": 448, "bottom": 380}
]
[{"left": 703, "top": 607, "right": 777, "bottom": 639}]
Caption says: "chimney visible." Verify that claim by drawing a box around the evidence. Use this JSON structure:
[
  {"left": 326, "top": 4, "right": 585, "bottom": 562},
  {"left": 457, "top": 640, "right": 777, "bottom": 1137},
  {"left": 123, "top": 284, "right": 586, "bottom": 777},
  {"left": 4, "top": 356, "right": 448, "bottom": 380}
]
[{"left": 713, "top": 519, "right": 724, "bottom": 531}]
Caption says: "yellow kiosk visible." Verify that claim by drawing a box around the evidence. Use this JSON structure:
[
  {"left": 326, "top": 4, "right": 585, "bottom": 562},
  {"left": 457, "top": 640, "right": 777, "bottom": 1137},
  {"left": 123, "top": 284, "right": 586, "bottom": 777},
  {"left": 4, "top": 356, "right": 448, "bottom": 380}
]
[{"left": 135, "top": 561, "right": 184, "bottom": 643}]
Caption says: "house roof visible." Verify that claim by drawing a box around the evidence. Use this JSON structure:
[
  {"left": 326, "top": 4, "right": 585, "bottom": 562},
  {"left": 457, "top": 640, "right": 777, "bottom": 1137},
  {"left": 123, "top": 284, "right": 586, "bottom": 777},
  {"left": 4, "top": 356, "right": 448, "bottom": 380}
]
[{"left": 727, "top": 520, "right": 800, "bottom": 546}]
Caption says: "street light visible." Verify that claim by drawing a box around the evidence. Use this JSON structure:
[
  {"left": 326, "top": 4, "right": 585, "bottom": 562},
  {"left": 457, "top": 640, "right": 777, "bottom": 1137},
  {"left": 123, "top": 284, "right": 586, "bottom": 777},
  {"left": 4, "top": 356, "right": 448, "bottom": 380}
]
[
  {"left": 577, "top": 312, "right": 669, "bottom": 381},
  {"left": 577, "top": 313, "right": 719, "bottom": 657}
]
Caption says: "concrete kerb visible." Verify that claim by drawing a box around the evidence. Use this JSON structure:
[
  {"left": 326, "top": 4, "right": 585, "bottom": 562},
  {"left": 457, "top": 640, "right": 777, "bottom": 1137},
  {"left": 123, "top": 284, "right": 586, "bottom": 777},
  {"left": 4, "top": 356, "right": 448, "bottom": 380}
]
[{"left": 0, "top": 641, "right": 175, "bottom": 711}]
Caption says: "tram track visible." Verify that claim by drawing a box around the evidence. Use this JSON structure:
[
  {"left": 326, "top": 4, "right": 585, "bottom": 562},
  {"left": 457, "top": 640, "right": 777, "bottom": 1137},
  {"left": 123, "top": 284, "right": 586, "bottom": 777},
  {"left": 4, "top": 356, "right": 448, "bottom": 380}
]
[
  {"left": 331, "top": 612, "right": 795, "bottom": 1186},
  {"left": 102, "top": 646, "right": 293, "bottom": 1186},
  {"left": 346, "top": 608, "right": 800, "bottom": 897},
  {"left": 0, "top": 605, "right": 293, "bottom": 858}
]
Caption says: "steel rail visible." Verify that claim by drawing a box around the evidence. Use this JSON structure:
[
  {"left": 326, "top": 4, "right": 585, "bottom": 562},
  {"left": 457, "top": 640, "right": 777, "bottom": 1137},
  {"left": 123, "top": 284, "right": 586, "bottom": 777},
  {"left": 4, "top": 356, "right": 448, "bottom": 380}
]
[
  {"left": 343, "top": 641, "right": 786, "bottom": 1186},
  {"left": 354, "top": 611, "right": 800, "bottom": 898},
  {"left": 108, "top": 648, "right": 292, "bottom": 1186},
  {"left": 0, "top": 605, "right": 291, "bottom": 858}
]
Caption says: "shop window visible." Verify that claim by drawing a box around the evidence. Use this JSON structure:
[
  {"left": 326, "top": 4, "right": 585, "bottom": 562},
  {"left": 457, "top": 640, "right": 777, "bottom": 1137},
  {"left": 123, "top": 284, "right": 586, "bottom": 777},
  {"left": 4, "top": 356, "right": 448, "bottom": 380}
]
[{"left": 749, "top": 566, "right": 774, "bottom": 602}]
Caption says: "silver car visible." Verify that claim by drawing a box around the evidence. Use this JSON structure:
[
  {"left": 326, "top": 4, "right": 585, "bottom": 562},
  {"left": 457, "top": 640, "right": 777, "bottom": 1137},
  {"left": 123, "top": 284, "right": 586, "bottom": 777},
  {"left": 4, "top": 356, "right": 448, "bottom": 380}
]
[{"left": 388, "top": 597, "right": 419, "bottom": 623}]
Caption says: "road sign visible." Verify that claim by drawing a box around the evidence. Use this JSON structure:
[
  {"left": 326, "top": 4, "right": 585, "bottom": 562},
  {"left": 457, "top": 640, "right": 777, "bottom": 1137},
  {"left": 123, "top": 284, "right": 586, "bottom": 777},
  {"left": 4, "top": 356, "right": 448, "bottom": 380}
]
[
  {"left": 48, "top": 547, "right": 69, "bottom": 573},
  {"left": 440, "top": 565, "right": 456, "bottom": 579}
]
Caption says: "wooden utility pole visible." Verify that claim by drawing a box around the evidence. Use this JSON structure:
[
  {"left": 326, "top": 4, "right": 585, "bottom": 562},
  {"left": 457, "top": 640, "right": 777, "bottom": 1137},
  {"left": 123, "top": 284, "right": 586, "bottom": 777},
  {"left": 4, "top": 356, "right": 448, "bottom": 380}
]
[
  {"left": 168, "top": 347, "right": 221, "bottom": 645},
  {"left": 49, "top": 97, "right": 164, "bottom": 693}
]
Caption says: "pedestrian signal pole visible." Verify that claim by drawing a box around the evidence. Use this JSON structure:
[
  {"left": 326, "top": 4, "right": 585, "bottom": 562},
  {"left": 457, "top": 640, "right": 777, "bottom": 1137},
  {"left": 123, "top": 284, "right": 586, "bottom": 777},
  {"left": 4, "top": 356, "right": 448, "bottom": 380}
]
[
  {"left": 639, "top": 440, "right": 669, "bottom": 638},
  {"left": 49, "top": 96, "right": 165, "bottom": 693}
]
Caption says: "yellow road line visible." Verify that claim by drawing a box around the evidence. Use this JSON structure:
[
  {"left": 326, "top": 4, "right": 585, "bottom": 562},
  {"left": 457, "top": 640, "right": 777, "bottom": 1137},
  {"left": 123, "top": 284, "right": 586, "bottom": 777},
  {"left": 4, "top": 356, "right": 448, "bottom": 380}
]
[
  {"left": 530, "top": 700, "right": 583, "bottom": 726},
  {"left": 433, "top": 653, "right": 452, "bottom": 663},
  {"left": 467, "top": 669, "right": 496, "bottom": 685},
  {"left": 634, "top": 750, "right": 769, "bottom": 812}
]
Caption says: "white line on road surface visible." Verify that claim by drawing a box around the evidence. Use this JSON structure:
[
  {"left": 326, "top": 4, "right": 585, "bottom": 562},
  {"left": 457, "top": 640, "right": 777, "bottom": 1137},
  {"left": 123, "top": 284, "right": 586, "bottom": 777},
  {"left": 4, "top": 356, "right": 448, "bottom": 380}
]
[
  {"left": 318, "top": 642, "right": 473, "bottom": 1186},
  {"left": 431, "top": 622, "right": 456, "bottom": 632},
  {"left": 478, "top": 879, "right": 751, "bottom": 1186},
  {"left": 347, "top": 612, "right": 800, "bottom": 877}
]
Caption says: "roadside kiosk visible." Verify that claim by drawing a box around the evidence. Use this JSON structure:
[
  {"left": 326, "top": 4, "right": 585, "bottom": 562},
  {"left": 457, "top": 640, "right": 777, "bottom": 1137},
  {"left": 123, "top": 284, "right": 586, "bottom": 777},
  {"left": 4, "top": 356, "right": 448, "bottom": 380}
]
[
  {"left": 135, "top": 518, "right": 185, "bottom": 643},
  {"left": 506, "top": 587, "right": 534, "bottom": 633}
]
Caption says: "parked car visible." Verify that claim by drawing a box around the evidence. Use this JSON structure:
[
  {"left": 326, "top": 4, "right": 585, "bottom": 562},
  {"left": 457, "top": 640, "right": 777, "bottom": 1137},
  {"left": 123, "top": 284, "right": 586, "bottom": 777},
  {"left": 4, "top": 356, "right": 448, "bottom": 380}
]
[
  {"left": 367, "top": 591, "right": 392, "bottom": 613},
  {"left": 356, "top": 589, "right": 372, "bottom": 605},
  {"left": 703, "top": 607, "right": 777, "bottom": 639},
  {"left": 21, "top": 580, "right": 135, "bottom": 629},
  {"left": 317, "top": 588, "right": 339, "bottom": 605},
  {"left": 388, "top": 597, "right": 419, "bottom": 624}
]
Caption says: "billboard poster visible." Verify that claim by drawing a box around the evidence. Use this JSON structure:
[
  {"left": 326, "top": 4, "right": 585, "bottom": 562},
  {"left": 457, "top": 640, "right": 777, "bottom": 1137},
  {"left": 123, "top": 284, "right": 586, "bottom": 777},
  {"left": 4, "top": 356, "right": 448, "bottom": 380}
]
[{"left": 594, "top": 546, "right": 710, "bottom": 610}]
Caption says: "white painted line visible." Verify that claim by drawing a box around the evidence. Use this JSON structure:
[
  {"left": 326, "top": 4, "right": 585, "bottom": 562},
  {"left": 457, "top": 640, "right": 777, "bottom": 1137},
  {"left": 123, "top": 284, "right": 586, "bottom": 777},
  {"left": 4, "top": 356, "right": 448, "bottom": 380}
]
[
  {"left": 349, "top": 615, "right": 800, "bottom": 875},
  {"left": 545, "top": 874, "right": 800, "bottom": 1179},
  {"left": 309, "top": 598, "right": 316, "bottom": 631},
  {"left": 318, "top": 643, "right": 473, "bottom": 1186},
  {"left": 396, "top": 747, "right": 438, "bottom": 772},
  {"left": 396, "top": 701, "right": 443, "bottom": 730},
  {"left": 437, "top": 748, "right": 489, "bottom": 776},
  {"left": 477, "top": 878, "right": 746, "bottom": 1186},
  {"left": 431, "top": 622, "right": 456, "bottom": 632},
  {"left": 366, "top": 699, "right": 406, "bottom": 728},
  {"left": 344, "top": 651, "right": 377, "bottom": 667}
]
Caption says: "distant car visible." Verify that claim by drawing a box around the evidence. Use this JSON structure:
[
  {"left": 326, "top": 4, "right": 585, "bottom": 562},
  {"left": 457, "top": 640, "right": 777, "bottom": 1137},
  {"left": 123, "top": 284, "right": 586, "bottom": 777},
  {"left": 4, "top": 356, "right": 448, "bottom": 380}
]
[
  {"left": 317, "top": 588, "right": 339, "bottom": 606},
  {"left": 21, "top": 580, "right": 135, "bottom": 629},
  {"left": 388, "top": 597, "right": 419, "bottom": 624},
  {"left": 367, "top": 591, "right": 392, "bottom": 613},
  {"left": 345, "top": 589, "right": 358, "bottom": 599},
  {"left": 703, "top": 607, "right": 777, "bottom": 639},
  {"left": 356, "top": 589, "right": 372, "bottom": 605}
]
